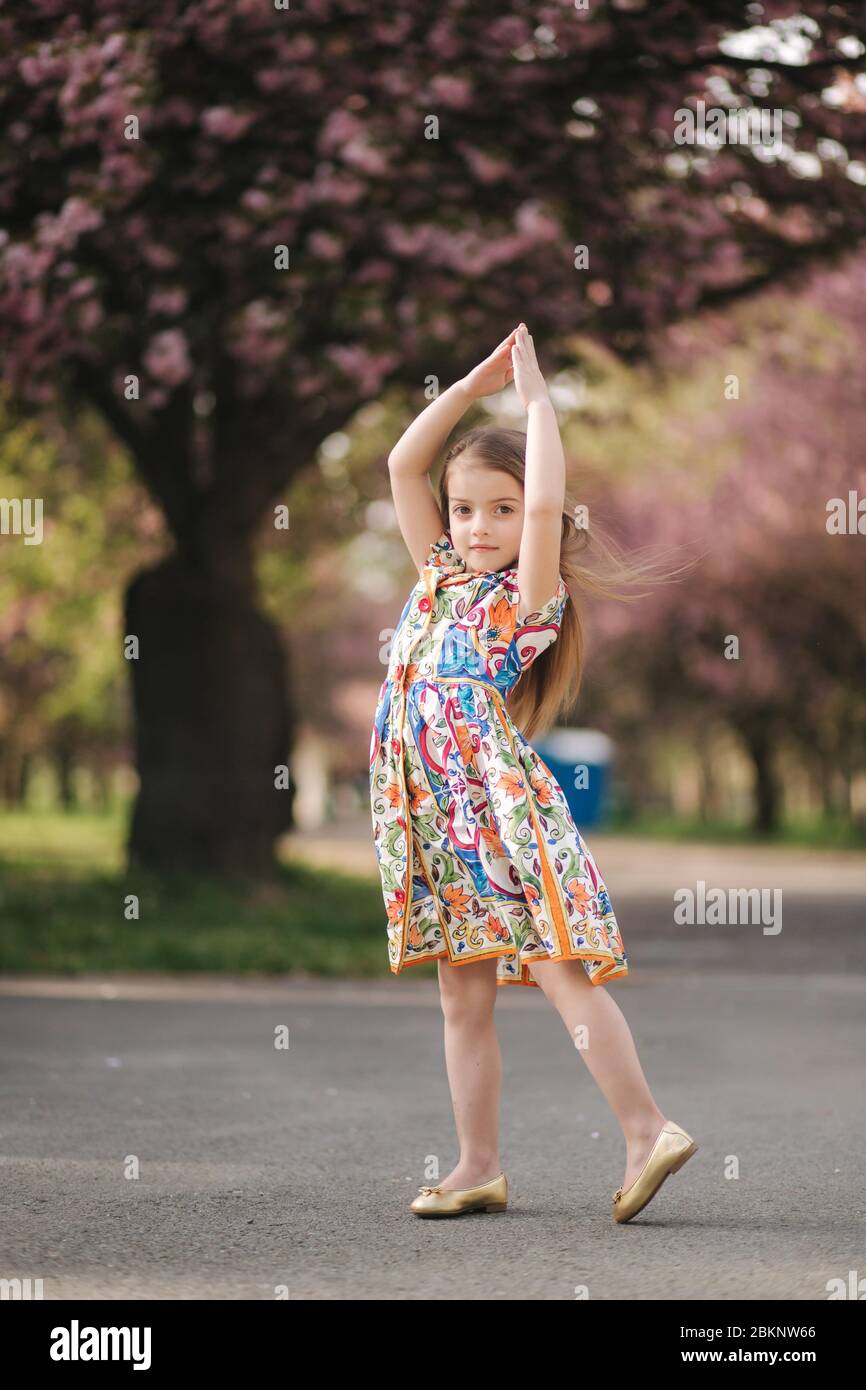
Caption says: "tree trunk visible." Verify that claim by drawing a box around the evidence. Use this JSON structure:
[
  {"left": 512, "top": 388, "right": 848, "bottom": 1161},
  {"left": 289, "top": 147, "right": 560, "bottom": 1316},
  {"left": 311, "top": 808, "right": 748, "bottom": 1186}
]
[
  {"left": 740, "top": 720, "right": 779, "bottom": 835},
  {"left": 124, "top": 547, "right": 295, "bottom": 878},
  {"left": 696, "top": 738, "right": 721, "bottom": 822},
  {"left": 93, "top": 758, "right": 113, "bottom": 812},
  {"left": 1, "top": 745, "right": 28, "bottom": 806},
  {"left": 18, "top": 751, "right": 32, "bottom": 806},
  {"left": 55, "top": 742, "right": 77, "bottom": 809}
]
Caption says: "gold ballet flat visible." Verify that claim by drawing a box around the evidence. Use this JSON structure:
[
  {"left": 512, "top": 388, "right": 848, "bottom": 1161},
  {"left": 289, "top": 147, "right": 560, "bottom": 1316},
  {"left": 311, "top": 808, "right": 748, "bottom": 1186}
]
[
  {"left": 410, "top": 1171, "right": 508, "bottom": 1217},
  {"left": 612, "top": 1120, "right": 698, "bottom": 1224}
]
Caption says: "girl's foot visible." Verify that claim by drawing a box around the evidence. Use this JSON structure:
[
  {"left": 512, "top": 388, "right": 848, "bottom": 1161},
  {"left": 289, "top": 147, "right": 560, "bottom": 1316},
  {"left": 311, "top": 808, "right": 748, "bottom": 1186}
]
[
  {"left": 621, "top": 1116, "right": 667, "bottom": 1192},
  {"left": 436, "top": 1161, "right": 503, "bottom": 1191}
]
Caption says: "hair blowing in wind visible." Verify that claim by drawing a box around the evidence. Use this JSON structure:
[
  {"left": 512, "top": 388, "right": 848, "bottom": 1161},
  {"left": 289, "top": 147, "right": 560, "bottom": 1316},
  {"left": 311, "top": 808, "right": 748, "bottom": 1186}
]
[{"left": 438, "top": 425, "right": 699, "bottom": 741}]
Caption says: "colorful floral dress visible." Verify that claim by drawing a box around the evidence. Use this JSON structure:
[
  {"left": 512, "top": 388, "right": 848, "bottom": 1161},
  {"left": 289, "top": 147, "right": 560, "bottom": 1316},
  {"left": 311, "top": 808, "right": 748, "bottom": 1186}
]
[{"left": 368, "top": 528, "right": 628, "bottom": 989}]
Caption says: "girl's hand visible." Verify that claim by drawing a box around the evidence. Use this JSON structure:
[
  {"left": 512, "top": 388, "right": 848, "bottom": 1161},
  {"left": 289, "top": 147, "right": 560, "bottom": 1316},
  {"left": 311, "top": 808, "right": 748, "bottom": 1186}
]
[
  {"left": 459, "top": 328, "right": 519, "bottom": 400},
  {"left": 511, "top": 323, "right": 551, "bottom": 409}
]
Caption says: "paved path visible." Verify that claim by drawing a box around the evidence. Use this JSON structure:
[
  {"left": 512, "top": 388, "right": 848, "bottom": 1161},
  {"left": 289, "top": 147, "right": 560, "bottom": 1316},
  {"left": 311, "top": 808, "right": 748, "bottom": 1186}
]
[
  {"left": 2, "top": 956, "right": 864, "bottom": 1299},
  {"left": 2, "top": 831, "right": 863, "bottom": 1300}
]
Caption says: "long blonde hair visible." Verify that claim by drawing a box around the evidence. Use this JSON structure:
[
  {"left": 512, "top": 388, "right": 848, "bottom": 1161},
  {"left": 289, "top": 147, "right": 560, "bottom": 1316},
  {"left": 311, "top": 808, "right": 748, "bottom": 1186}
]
[{"left": 437, "top": 425, "right": 698, "bottom": 741}]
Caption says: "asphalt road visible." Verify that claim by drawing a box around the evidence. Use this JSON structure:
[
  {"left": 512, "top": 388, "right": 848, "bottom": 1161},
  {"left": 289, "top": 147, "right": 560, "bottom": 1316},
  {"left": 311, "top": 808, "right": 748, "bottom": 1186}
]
[{"left": 2, "top": 871, "right": 865, "bottom": 1300}]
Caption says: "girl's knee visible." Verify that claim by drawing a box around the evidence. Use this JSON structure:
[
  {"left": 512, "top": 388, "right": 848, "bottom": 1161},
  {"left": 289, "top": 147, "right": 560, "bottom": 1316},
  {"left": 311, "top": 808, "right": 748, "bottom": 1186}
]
[
  {"left": 528, "top": 957, "right": 594, "bottom": 994},
  {"left": 437, "top": 956, "right": 498, "bottom": 1020}
]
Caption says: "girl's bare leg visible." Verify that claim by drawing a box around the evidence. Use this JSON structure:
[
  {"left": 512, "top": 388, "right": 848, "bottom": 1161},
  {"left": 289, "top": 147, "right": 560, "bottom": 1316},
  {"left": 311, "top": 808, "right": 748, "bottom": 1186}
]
[
  {"left": 528, "top": 958, "right": 667, "bottom": 1192},
  {"left": 434, "top": 956, "right": 503, "bottom": 1189}
]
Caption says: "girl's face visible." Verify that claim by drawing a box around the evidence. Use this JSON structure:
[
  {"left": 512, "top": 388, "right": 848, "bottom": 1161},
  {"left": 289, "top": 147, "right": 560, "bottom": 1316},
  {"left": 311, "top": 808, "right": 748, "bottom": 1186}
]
[{"left": 447, "top": 462, "right": 524, "bottom": 572}]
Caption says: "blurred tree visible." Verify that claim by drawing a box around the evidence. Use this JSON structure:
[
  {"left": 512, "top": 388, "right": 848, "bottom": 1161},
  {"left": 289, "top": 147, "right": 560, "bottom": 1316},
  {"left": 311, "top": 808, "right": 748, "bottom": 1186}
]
[
  {"left": 575, "top": 255, "right": 866, "bottom": 832},
  {"left": 0, "top": 393, "right": 165, "bottom": 810},
  {"left": 1, "top": 1, "right": 865, "bottom": 871}
]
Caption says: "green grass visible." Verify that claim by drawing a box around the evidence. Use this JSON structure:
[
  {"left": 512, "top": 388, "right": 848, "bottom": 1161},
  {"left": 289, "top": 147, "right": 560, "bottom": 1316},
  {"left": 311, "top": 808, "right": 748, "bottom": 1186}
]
[
  {"left": 1, "top": 803, "right": 862, "bottom": 977},
  {"left": 0, "top": 807, "right": 392, "bottom": 978},
  {"left": 605, "top": 809, "right": 866, "bottom": 849}
]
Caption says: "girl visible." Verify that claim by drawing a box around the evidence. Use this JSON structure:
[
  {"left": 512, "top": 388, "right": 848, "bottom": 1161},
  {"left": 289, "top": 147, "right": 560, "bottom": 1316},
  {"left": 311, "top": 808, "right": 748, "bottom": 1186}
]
[{"left": 369, "top": 324, "right": 698, "bottom": 1224}]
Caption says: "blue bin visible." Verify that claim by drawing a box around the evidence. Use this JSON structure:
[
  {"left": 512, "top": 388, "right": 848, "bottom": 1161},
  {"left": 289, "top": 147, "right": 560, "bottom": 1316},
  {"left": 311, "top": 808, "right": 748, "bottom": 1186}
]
[{"left": 533, "top": 728, "right": 614, "bottom": 829}]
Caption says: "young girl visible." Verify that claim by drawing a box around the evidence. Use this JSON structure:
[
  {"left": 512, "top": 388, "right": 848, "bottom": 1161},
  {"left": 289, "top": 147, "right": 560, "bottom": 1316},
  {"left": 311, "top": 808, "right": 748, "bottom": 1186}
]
[{"left": 369, "top": 324, "right": 697, "bottom": 1224}]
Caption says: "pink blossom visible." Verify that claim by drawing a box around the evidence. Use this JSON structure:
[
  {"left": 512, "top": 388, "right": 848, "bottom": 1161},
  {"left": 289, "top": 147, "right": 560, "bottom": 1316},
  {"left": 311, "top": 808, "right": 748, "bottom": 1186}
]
[
  {"left": 240, "top": 188, "right": 271, "bottom": 214},
  {"left": 383, "top": 223, "right": 436, "bottom": 257},
  {"left": 1, "top": 242, "right": 55, "bottom": 285},
  {"left": 200, "top": 107, "right": 257, "bottom": 140},
  {"left": 458, "top": 145, "right": 512, "bottom": 184},
  {"left": 34, "top": 197, "right": 103, "bottom": 252},
  {"left": 487, "top": 16, "right": 532, "bottom": 49},
  {"left": 158, "top": 97, "right": 198, "bottom": 127},
  {"left": 100, "top": 33, "right": 126, "bottom": 62},
  {"left": 430, "top": 314, "right": 455, "bottom": 340},
  {"left": 369, "top": 17, "right": 414, "bottom": 44},
  {"left": 75, "top": 301, "right": 103, "bottom": 331},
  {"left": 143, "top": 329, "right": 192, "bottom": 386},
  {"left": 356, "top": 260, "right": 395, "bottom": 284},
  {"left": 428, "top": 19, "right": 463, "bottom": 61},
  {"left": 318, "top": 109, "right": 364, "bottom": 154},
  {"left": 19, "top": 289, "right": 45, "bottom": 324},
  {"left": 326, "top": 344, "right": 401, "bottom": 395},
  {"left": 309, "top": 174, "right": 365, "bottom": 207},
  {"left": 224, "top": 299, "right": 289, "bottom": 370},
  {"left": 19, "top": 48, "right": 65, "bottom": 86},
  {"left": 514, "top": 200, "right": 561, "bottom": 241},
  {"left": 140, "top": 242, "right": 180, "bottom": 270},
  {"left": 279, "top": 35, "right": 316, "bottom": 61},
  {"left": 308, "top": 230, "right": 343, "bottom": 260},
  {"left": 69, "top": 276, "right": 97, "bottom": 299},
  {"left": 296, "top": 373, "right": 327, "bottom": 398},
  {"left": 147, "top": 287, "right": 188, "bottom": 317},
  {"left": 427, "top": 76, "right": 473, "bottom": 109},
  {"left": 98, "top": 153, "right": 152, "bottom": 197},
  {"left": 218, "top": 213, "right": 253, "bottom": 243},
  {"left": 428, "top": 228, "right": 526, "bottom": 275},
  {"left": 241, "top": 300, "right": 286, "bottom": 334},
  {"left": 341, "top": 137, "right": 389, "bottom": 177}
]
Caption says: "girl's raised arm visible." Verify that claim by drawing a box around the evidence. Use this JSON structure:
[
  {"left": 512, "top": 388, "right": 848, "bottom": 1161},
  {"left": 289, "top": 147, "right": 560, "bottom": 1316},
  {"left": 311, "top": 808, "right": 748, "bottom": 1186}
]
[
  {"left": 388, "top": 330, "right": 519, "bottom": 574},
  {"left": 510, "top": 325, "right": 566, "bottom": 622},
  {"left": 388, "top": 379, "right": 473, "bottom": 574}
]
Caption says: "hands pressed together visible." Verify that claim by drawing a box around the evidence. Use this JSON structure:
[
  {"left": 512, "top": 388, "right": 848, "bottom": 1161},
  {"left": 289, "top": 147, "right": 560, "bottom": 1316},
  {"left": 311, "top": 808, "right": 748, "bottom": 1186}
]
[{"left": 461, "top": 323, "right": 551, "bottom": 409}]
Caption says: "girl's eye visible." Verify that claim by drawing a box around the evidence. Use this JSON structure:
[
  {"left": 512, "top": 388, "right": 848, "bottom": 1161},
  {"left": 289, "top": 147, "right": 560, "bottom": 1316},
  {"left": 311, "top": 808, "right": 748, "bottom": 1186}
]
[{"left": 452, "top": 505, "right": 513, "bottom": 516}]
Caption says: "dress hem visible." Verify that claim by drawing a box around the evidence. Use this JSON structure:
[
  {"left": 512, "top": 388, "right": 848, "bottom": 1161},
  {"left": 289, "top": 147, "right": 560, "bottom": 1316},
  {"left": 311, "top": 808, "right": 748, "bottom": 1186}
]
[{"left": 388, "top": 946, "right": 629, "bottom": 988}]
